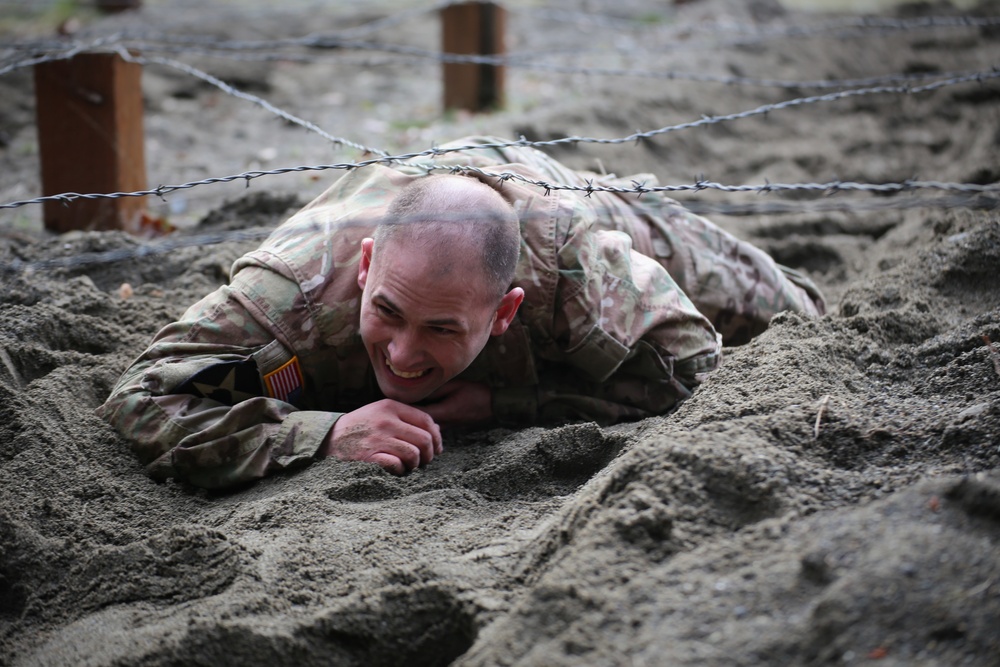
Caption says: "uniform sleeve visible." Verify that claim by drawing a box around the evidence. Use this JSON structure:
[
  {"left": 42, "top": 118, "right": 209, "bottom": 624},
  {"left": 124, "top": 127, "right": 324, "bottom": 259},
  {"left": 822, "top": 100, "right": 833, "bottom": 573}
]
[
  {"left": 494, "top": 228, "right": 722, "bottom": 426},
  {"left": 97, "top": 268, "right": 340, "bottom": 490}
]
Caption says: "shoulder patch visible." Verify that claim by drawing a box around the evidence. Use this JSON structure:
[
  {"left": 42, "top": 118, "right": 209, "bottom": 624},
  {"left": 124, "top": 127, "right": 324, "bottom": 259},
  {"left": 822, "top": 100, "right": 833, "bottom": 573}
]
[
  {"left": 175, "top": 359, "right": 264, "bottom": 406},
  {"left": 264, "top": 356, "right": 304, "bottom": 405}
]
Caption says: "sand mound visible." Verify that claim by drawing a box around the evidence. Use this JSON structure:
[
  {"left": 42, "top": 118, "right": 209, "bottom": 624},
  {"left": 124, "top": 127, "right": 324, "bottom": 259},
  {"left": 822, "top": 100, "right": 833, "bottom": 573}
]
[{"left": 1, "top": 1, "right": 999, "bottom": 665}]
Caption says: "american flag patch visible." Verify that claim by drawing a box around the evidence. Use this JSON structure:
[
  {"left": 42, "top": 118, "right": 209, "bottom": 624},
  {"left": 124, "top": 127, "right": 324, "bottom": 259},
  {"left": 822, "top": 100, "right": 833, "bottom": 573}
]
[{"left": 263, "top": 356, "right": 304, "bottom": 404}]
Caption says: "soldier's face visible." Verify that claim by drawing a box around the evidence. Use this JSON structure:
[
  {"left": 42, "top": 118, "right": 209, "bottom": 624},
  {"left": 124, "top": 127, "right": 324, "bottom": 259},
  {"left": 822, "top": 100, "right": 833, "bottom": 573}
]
[{"left": 357, "top": 237, "right": 521, "bottom": 404}]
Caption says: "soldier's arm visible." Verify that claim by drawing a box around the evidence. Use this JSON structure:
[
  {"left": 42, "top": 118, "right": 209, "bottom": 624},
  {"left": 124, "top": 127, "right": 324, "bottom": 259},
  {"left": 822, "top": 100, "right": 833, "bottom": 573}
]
[
  {"left": 97, "top": 269, "right": 339, "bottom": 490},
  {"left": 495, "top": 229, "right": 721, "bottom": 425}
]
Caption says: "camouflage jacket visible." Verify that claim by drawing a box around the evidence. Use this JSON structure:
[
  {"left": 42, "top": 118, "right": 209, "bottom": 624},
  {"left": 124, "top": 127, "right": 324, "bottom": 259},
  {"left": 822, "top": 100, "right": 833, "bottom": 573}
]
[{"left": 100, "top": 138, "right": 822, "bottom": 490}]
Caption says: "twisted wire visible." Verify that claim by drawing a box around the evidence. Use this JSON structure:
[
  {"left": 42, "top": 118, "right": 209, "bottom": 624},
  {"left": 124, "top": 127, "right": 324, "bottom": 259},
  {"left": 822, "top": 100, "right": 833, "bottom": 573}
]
[
  {"left": 2, "top": 65, "right": 996, "bottom": 213},
  {"left": 5, "top": 192, "right": 997, "bottom": 275},
  {"left": 117, "top": 50, "right": 390, "bottom": 157},
  {"left": 1, "top": 4, "right": 997, "bottom": 277}
]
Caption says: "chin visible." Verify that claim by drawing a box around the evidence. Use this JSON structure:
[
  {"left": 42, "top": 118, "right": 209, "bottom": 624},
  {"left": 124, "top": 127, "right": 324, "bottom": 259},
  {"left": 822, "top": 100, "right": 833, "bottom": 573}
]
[{"left": 376, "top": 374, "right": 439, "bottom": 405}]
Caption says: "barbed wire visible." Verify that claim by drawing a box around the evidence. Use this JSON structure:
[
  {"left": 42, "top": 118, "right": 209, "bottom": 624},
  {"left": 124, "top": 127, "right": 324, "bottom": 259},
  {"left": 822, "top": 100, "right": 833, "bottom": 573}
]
[
  {"left": 2, "top": 39, "right": 980, "bottom": 93},
  {"left": 123, "top": 8, "right": 1000, "bottom": 63},
  {"left": 114, "top": 40, "right": 1000, "bottom": 91},
  {"left": 116, "top": 50, "right": 390, "bottom": 158},
  {"left": 518, "top": 9, "right": 1000, "bottom": 37},
  {"left": 0, "top": 34, "right": 127, "bottom": 78},
  {"left": 5, "top": 190, "right": 998, "bottom": 275},
  {"left": 2, "top": 160, "right": 996, "bottom": 213},
  {"left": 4, "top": 9, "right": 998, "bottom": 89},
  {"left": 442, "top": 170, "right": 1000, "bottom": 198},
  {"left": 2, "top": 63, "right": 997, "bottom": 214},
  {"left": 52, "top": 11, "right": 1000, "bottom": 49},
  {"left": 5, "top": 27, "right": 998, "bottom": 91},
  {"left": 681, "top": 193, "right": 998, "bottom": 217},
  {"left": 0, "top": 9, "right": 994, "bottom": 278}
]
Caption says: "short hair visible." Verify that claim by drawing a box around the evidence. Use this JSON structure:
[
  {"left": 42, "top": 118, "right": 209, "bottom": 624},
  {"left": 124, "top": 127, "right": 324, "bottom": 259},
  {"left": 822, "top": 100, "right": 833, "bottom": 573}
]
[{"left": 373, "top": 174, "right": 521, "bottom": 300}]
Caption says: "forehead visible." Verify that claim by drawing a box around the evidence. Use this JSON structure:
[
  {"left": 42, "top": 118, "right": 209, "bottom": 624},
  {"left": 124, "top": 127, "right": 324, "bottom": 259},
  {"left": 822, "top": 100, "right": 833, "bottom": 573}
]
[{"left": 369, "top": 236, "right": 493, "bottom": 318}]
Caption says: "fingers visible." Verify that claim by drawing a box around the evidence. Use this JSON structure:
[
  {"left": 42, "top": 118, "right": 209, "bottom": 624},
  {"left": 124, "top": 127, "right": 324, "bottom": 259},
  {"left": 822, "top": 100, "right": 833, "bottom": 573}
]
[
  {"left": 387, "top": 427, "right": 434, "bottom": 468},
  {"left": 433, "top": 422, "right": 443, "bottom": 455},
  {"left": 368, "top": 452, "right": 405, "bottom": 476},
  {"left": 325, "top": 399, "right": 444, "bottom": 473},
  {"left": 391, "top": 402, "right": 443, "bottom": 456},
  {"left": 366, "top": 433, "right": 433, "bottom": 473}
]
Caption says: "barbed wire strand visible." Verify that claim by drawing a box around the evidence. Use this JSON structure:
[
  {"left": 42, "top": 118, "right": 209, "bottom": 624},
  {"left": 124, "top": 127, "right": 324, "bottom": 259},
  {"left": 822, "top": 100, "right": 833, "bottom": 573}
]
[
  {"left": 2, "top": 165, "right": 997, "bottom": 214},
  {"left": 46, "top": 12, "right": 1000, "bottom": 52},
  {"left": 115, "top": 49, "right": 390, "bottom": 158},
  {"left": 2, "top": 65, "right": 997, "bottom": 213},
  {"left": 682, "top": 193, "right": 998, "bottom": 216},
  {"left": 5, "top": 37, "right": 987, "bottom": 92},
  {"left": 117, "top": 40, "right": 1000, "bottom": 91},
  {"left": 1, "top": 6, "right": 998, "bottom": 276},
  {"left": 4, "top": 8, "right": 998, "bottom": 81},
  {"left": 5, "top": 191, "right": 998, "bottom": 275},
  {"left": 5, "top": 23, "right": 999, "bottom": 91},
  {"left": 0, "top": 34, "right": 129, "bottom": 78},
  {"left": 519, "top": 9, "right": 1000, "bottom": 36}
]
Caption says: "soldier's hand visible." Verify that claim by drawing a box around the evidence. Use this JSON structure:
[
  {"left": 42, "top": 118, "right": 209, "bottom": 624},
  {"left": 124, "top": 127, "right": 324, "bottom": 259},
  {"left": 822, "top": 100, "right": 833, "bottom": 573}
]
[
  {"left": 419, "top": 380, "right": 493, "bottom": 426},
  {"left": 322, "top": 399, "right": 443, "bottom": 475}
]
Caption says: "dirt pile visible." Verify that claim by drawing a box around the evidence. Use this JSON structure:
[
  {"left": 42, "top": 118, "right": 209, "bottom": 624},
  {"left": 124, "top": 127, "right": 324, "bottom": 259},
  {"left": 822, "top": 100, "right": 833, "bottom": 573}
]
[{"left": 1, "top": 1, "right": 999, "bottom": 665}]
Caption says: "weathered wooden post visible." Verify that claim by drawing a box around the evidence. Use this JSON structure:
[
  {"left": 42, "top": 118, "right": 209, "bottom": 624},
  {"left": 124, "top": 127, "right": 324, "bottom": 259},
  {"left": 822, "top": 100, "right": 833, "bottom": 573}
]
[
  {"left": 95, "top": 0, "right": 142, "bottom": 13},
  {"left": 441, "top": 1, "right": 506, "bottom": 112},
  {"left": 34, "top": 52, "right": 147, "bottom": 233}
]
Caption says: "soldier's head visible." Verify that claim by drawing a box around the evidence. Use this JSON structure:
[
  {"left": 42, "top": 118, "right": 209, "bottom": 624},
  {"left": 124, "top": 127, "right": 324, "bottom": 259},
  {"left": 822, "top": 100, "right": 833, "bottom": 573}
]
[{"left": 357, "top": 174, "right": 524, "bottom": 403}]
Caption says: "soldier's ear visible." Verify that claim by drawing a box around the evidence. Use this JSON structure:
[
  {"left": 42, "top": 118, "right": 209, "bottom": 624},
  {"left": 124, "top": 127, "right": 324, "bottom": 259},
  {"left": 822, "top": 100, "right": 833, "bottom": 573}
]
[
  {"left": 358, "top": 238, "right": 375, "bottom": 291},
  {"left": 490, "top": 287, "right": 524, "bottom": 336}
]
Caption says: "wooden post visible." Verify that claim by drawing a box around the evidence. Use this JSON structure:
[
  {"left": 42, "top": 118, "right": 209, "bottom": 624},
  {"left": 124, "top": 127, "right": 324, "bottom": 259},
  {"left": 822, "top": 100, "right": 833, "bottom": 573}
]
[
  {"left": 34, "top": 52, "right": 147, "bottom": 234},
  {"left": 95, "top": 0, "right": 142, "bottom": 13},
  {"left": 441, "top": 1, "right": 506, "bottom": 112}
]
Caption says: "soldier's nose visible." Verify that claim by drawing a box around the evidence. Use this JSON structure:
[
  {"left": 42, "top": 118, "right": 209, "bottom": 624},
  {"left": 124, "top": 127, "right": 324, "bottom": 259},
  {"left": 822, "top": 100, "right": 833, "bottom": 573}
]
[{"left": 387, "top": 334, "right": 421, "bottom": 368}]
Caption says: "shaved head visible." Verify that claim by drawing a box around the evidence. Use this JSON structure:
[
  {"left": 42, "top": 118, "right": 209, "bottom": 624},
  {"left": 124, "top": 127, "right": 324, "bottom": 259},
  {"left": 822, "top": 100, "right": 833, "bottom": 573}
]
[{"left": 373, "top": 174, "right": 521, "bottom": 300}]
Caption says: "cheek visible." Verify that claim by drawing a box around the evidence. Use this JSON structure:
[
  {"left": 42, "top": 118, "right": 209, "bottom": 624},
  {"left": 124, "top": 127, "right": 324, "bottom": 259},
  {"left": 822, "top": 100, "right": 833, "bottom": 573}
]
[
  {"left": 429, "top": 337, "right": 480, "bottom": 370},
  {"left": 358, "top": 310, "right": 383, "bottom": 345}
]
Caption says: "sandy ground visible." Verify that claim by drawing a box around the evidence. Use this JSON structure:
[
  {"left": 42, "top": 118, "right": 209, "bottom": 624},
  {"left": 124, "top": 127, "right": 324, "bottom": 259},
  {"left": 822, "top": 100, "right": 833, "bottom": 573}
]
[{"left": 1, "top": 0, "right": 1000, "bottom": 665}]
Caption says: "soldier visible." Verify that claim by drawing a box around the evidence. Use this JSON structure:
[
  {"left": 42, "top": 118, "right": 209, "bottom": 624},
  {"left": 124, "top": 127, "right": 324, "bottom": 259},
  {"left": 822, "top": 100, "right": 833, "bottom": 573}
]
[{"left": 98, "top": 137, "right": 825, "bottom": 490}]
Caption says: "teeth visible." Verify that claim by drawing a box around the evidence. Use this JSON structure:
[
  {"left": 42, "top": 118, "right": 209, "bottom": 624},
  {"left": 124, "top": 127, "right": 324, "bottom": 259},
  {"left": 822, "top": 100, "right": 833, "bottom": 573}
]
[{"left": 386, "top": 358, "right": 428, "bottom": 379}]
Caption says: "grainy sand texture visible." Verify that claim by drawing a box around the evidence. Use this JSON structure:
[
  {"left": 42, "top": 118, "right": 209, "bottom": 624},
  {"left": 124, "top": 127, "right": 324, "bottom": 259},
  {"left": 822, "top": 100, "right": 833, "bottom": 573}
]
[{"left": 1, "top": 1, "right": 999, "bottom": 665}]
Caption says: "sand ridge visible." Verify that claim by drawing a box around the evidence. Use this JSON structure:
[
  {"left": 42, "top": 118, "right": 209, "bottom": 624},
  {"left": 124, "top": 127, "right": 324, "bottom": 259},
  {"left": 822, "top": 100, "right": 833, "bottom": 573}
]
[{"left": 1, "top": 1, "right": 999, "bottom": 665}]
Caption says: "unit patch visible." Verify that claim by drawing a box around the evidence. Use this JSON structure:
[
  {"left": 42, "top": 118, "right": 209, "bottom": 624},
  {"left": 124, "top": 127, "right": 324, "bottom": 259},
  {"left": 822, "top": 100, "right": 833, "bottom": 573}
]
[{"left": 175, "top": 359, "right": 264, "bottom": 406}]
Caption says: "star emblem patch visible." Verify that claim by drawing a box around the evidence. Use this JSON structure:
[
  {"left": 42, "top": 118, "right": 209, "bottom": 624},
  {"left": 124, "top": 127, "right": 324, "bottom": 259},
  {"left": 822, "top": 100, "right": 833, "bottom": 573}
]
[{"left": 175, "top": 360, "right": 264, "bottom": 406}]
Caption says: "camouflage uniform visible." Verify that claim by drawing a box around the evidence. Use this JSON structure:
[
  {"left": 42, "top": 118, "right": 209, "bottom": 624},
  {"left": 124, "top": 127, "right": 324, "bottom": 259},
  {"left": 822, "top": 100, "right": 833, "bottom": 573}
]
[{"left": 98, "top": 137, "right": 825, "bottom": 489}]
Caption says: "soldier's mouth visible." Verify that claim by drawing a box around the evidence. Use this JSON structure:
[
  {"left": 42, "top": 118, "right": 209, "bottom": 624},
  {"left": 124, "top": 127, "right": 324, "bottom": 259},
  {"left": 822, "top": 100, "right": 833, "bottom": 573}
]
[{"left": 385, "top": 358, "right": 429, "bottom": 379}]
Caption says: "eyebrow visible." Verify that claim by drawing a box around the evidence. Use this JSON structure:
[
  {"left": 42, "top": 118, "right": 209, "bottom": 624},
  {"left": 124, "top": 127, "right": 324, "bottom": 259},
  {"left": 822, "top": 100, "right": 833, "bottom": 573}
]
[{"left": 376, "top": 294, "right": 467, "bottom": 330}]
